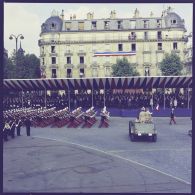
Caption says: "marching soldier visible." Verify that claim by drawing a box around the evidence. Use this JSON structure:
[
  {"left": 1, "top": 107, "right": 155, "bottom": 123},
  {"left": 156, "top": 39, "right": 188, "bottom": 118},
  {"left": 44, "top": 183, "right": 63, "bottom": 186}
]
[
  {"left": 10, "top": 119, "right": 16, "bottom": 138},
  {"left": 16, "top": 118, "right": 22, "bottom": 136},
  {"left": 24, "top": 117, "right": 31, "bottom": 136},
  {"left": 3, "top": 121, "right": 10, "bottom": 141}
]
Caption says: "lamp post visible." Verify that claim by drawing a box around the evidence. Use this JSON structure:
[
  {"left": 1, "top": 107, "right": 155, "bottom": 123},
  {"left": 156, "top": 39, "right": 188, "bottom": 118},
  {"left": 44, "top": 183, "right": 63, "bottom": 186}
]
[{"left": 9, "top": 34, "right": 24, "bottom": 55}]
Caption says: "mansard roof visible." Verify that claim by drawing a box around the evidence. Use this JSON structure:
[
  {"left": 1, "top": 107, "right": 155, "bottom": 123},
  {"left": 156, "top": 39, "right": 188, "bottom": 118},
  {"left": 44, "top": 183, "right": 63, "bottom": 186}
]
[{"left": 40, "top": 11, "right": 186, "bottom": 34}]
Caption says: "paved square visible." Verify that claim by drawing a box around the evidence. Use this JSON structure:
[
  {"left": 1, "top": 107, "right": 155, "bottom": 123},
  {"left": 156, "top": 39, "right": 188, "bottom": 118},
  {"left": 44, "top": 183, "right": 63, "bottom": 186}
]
[{"left": 3, "top": 117, "right": 192, "bottom": 193}]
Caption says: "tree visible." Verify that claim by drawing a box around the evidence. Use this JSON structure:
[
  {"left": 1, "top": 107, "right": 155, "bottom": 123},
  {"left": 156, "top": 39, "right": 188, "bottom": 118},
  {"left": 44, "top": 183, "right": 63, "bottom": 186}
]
[
  {"left": 112, "top": 57, "right": 140, "bottom": 77},
  {"left": 3, "top": 55, "right": 16, "bottom": 79},
  {"left": 3, "top": 52, "right": 41, "bottom": 79},
  {"left": 24, "top": 54, "right": 41, "bottom": 78},
  {"left": 160, "top": 53, "right": 183, "bottom": 76}
]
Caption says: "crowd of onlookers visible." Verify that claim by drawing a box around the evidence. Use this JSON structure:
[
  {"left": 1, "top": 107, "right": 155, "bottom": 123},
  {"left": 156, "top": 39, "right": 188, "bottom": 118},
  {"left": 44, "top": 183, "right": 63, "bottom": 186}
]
[{"left": 3, "top": 90, "right": 192, "bottom": 110}]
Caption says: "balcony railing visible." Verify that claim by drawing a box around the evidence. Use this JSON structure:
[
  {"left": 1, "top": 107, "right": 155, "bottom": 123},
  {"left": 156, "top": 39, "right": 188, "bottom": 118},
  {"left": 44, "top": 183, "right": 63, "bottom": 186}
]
[{"left": 38, "top": 35, "right": 188, "bottom": 45}]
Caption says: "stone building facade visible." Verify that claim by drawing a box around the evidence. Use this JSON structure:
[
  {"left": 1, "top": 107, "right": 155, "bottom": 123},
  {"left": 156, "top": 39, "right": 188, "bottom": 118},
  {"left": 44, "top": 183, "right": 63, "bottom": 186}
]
[{"left": 38, "top": 7, "right": 188, "bottom": 78}]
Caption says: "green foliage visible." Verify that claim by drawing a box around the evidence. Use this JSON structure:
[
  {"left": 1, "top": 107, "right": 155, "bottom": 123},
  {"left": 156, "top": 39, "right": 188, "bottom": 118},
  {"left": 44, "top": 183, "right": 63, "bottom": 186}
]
[
  {"left": 3, "top": 51, "right": 40, "bottom": 79},
  {"left": 112, "top": 57, "right": 140, "bottom": 77},
  {"left": 3, "top": 56, "right": 16, "bottom": 79},
  {"left": 160, "top": 53, "right": 183, "bottom": 76}
]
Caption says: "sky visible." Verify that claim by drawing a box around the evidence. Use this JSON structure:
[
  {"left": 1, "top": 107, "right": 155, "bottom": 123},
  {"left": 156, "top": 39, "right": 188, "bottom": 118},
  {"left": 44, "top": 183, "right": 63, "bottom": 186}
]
[{"left": 4, "top": 3, "right": 193, "bottom": 57}]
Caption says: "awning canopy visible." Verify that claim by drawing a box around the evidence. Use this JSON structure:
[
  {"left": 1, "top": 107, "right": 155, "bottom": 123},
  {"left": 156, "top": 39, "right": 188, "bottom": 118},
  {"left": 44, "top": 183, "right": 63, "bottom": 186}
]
[{"left": 3, "top": 76, "right": 192, "bottom": 91}]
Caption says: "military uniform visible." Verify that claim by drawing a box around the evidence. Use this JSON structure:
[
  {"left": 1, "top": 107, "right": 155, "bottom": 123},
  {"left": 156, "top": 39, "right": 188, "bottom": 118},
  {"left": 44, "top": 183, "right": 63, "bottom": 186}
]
[{"left": 24, "top": 118, "right": 31, "bottom": 136}]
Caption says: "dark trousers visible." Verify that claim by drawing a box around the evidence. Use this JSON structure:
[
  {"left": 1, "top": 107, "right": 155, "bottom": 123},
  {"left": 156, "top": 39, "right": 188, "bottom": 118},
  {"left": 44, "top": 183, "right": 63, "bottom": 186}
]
[
  {"left": 26, "top": 127, "right": 30, "bottom": 136},
  {"left": 170, "top": 117, "right": 176, "bottom": 124},
  {"left": 11, "top": 128, "right": 15, "bottom": 138},
  {"left": 99, "top": 116, "right": 106, "bottom": 128},
  {"left": 4, "top": 131, "right": 8, "bottom": 141},
  {"left": 17, "top": 127, "right": 21, "bottom": 136}
]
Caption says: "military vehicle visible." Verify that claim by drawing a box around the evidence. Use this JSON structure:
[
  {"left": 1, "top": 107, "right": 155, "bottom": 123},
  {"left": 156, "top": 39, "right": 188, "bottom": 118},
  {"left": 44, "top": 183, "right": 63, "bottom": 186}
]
[{"left": 129, "top": 121, "right": 157, "bottom": 142}]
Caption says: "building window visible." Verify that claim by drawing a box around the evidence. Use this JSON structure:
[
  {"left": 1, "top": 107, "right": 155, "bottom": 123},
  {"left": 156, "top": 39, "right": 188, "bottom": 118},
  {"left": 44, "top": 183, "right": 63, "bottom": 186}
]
[
  {"left": 51, "top": 23, "right": 56, "bottom": 29},
  {"left": 104, "top": 21, "right": 110, "bottom": 30},
  {"left": 80, "top": 68, "right": 84, "bottom": 78},
  {"left": 51, "top": 46, "right": 55, "bottom": 53},
  {"left": 92, "top": 67, "right": 98, "bottom": 77},
  {"left": 79, "top": 45, "right": 84, "bottom": 52},
  {"left": 67, "top": 69, "right": 72, "bottom": 78},
  {"left": 42, "top": 58, "right": 45, "bottom": 65},
  {"left": 158, "top": 43, "right": 162, "bottom": 50},
  {"left": 144, "top": 32, "right": 148, "bottom": 40},
  {"left": 78, "top": 22, "right": 84, "bottom": 31},
  {"left": 143, "top": 20, "right": 148, "bottom": 28},
  {"left": 118, "top": 44, "right": 123, "bottom": 51},
  {"left": 117, "top": 21, "right": 122, "bottom": 29},
  {"left": 51, "top": 69, "right": 57, "bottom": 78},
  {"left": 80, "top": 56, "right": 84, "bottom": 64},
  {"left": 157, "top": 31, "right": 162, "bottom": 40},
  {"left": 145, "top": 67, "right": 150, "bottom": 76},
  {"left": 105, "top": 67, "right": 111, "bottom": 76},
  {"left": 51, "top": 57, "right": 56, "bottom": 64},
  {"left": 131, "top": 43, "right": 136, "bottom": 51},
  {"left": 92, "top": 21, "right": 97, "bottom": 30},
  {"left": 67, "top": 56, "right": 71, "bottom": 64},
  {"left": 128, "top": 32, "right": 136, "bottom": 40},
  {"left": 171, "top": 19, "right": 177, "bottom": 24},
  {"left": 173, "top": 42, "right": 178, "bottom": 50},
  {"left": 157, "top": 19, "right": 161, "bottom": 28},
  {"left": 130, "top": 20, "right": 136, "bottom": 29},
  {"left": 65, "top": 22, "right": 71, "bottom": 31}
]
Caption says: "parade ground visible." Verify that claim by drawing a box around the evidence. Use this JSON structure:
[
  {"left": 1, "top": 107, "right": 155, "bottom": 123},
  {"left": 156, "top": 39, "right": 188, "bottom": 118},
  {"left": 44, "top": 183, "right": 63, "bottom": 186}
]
[{"left": 3, "top": 117, "right": 192, "bottom": 193}]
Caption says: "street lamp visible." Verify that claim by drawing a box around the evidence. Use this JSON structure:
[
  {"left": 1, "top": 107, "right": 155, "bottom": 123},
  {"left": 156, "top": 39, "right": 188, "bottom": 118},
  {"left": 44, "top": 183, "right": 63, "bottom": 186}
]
[{"left": 9, "top": 34, "right": 24, "bottom": 54}]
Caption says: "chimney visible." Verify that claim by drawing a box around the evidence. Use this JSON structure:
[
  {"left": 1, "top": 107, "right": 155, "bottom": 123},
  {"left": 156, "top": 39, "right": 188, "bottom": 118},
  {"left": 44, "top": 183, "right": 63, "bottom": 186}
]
[
  {"left": 61, "top": 9, "right": 64, "bottom": 20},
  {"left": 113, "top": 10, "right": 116, "bottom": 18},
  {"left": 87, "top": 12, "right": 91, "bottom": 20},
  {"left": 110, "top": 10, "right": 116, "bottom": 19},
  {"left": 134, "top": 8, "right": 139, "bottom": 18}
]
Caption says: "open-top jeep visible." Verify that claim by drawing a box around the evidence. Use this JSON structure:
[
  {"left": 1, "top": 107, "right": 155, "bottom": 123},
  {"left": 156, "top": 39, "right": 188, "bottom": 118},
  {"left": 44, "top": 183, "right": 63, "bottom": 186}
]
[{"left": 129, "top": 121, "right": 157, "bottom": 142}]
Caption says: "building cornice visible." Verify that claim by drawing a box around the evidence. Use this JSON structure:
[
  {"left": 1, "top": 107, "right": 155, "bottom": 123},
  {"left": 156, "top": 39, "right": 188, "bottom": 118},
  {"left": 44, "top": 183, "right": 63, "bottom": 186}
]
[{"left": 39, "top": 37, "right": 187, "bottom": 46}]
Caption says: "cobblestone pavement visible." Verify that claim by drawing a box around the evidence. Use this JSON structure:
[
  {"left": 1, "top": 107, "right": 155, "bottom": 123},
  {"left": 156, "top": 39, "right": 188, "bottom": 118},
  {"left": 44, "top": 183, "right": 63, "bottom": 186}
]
[{"left": 3, "top": 117, "right": 192, "bottom": 193}]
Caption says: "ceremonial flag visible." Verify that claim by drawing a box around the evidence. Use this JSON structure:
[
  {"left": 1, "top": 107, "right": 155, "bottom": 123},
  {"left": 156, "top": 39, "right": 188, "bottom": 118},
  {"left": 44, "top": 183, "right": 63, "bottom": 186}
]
[{"left": 156, "top": 104, "right": 159, "bottom": 111}]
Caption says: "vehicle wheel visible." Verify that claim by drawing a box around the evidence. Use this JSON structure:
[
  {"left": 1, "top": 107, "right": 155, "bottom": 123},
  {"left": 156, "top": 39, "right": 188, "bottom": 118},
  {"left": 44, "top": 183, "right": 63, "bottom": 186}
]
[
  {"left": 130, "top": 134, "right": 135, "bottom": 142},
  {"left": 152, "top": 135, "right": 157, "bottom": 142}
]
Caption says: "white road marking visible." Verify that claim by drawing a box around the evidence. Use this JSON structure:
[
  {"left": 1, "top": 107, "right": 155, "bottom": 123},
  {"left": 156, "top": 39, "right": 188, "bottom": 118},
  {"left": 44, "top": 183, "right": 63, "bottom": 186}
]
[
  {"left": 108, "top": 148, "right": 192, "bottom": 153},
  {"left": 33, "top": 135, "right": 191, "bottom": 185}
]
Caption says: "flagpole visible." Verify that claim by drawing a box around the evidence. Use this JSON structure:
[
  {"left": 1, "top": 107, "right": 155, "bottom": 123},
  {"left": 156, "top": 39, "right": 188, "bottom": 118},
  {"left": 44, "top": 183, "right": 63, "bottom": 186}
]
[
  {"left": 187, "top": 85, "right": 189, "bottom": 109},
  {"left": 68, "top": 87, "right": 70, "bottom": 110},
  {"left": 163, "top": 85, "right": 165, "bottom": 110},
  {"left": 44, "top": 88, "right": 47, "bottom": 108},
  {"left": 104, "top": 83, "right": 106, "bottom": 107},
  {"left": 92, "top": 84, "right": 94, "bottom": 107},
  {"left": 21, "top": 90, "right": 23, "bottom": 108}
]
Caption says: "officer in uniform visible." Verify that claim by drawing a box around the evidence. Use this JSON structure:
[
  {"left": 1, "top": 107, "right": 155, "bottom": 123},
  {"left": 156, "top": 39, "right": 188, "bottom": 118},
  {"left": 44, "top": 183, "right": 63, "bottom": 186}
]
[
  {"left": 16, "top": 118, "right": 22, "bottom": 136},
  {"left": 3, "top": 121, "right": 10, "bottom": 141},
  {"left": 10, "top": 120, "right": 16, "bottom": 138},
  {"left": 24, "top": 117, "right": 31, "bottom": 136},
  {"left": 139, "top": 107, "right": 146, "bottom": 123}
]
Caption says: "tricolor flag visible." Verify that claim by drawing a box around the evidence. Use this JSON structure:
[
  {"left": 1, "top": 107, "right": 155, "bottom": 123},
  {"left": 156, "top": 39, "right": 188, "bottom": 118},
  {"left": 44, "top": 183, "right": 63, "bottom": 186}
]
[{"left": 94, "top": 51, "right": 136, "bottom": 57}]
